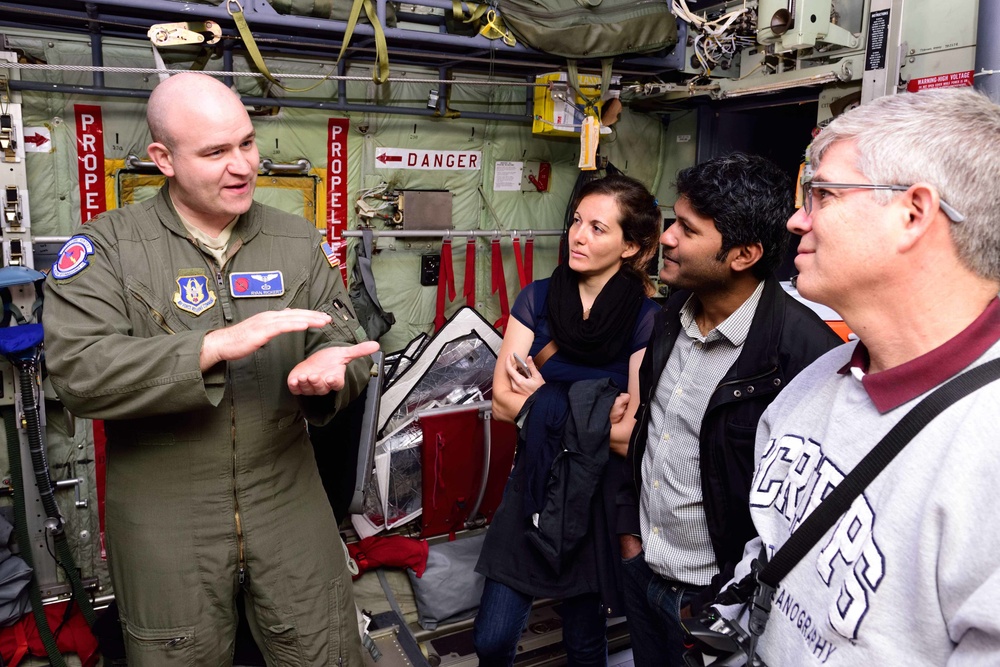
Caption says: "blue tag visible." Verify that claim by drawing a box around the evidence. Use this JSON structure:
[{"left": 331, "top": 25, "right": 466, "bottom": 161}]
[
  {"left": 52, "top": 236, "right": 95, "bottom": 281},
  {"left": 173, "top": 271, "right": 217, "bottom": 316},
  {"left": 230, "top": 271, "right": 285, "bottom": 298}
]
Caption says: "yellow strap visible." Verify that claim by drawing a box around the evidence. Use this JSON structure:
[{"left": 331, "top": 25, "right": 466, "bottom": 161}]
[
  {"left": 479, "top": 9, "right": 516, "bottom": 46},
  {"left": 566, "top": 58, "right": 613, "bottom": 115},
  {"left": 451, "top": 0, "right": 489, "bottom": 24},
  {"left": 359, "top": 0, "right": 390, "bottom": 84},
  {"left": 226, "top": 0, "right": 389, "bottom": 90}
]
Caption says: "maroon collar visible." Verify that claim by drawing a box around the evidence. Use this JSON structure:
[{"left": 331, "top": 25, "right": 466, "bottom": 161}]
[{"left": 840, "top": 298, "right": 1000, "bottom": 413}]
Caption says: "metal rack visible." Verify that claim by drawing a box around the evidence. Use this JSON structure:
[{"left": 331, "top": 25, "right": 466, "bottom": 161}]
[{"left": 0, "top": 0, "right": 685, "bottom": 120}]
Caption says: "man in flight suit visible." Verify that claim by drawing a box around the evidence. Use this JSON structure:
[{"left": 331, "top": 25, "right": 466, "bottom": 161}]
[{"left": 44, "top": 72, "right": 377, "bottom": 666}]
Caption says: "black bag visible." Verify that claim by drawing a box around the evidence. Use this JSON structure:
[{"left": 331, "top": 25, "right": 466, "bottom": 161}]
[{"left": 348, "top": 228, "right": 395, "bottom": 341}]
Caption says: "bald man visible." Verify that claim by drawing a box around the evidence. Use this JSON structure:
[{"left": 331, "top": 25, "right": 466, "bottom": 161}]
[{"left": 44, "top": 73, "right": 375, "bottom": 666}]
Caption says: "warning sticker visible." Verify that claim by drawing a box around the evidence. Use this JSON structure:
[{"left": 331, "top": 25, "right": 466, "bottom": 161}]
[{"left": 906, "top": 70, "right": 974, "bottom": 93}]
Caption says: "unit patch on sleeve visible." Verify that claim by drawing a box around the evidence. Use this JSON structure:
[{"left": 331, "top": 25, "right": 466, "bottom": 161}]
[
  {"left": 52, "top": 235, "right": 95, "bottom": 281},
  {"left": 229, "top": 271, "right": 285, "bottom": 298},
  {"left": 320, "top": 242, "right": 340, "bottom": 269},
  {"left": 173, "top": 270, "right": 217, "bottom": 316}
]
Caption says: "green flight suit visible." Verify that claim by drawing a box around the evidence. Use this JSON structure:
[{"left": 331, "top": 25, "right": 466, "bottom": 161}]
[{"left": 44, "top": 187, "right": 370, "bottom": 666}]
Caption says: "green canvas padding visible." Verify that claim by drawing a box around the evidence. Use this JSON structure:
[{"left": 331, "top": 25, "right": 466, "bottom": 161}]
[{"left": 498, "top": 0, "right": 678, "bottom": 59}]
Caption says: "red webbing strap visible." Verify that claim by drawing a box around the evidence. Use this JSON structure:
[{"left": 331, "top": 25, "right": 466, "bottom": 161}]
[
  {"left": 434, "top": 238, "right": 456, "bottom": 331},
  {"left": 511, "top": 235, "right": 528, "bottom": 289},
  {"left": 491, "top": 238, "right": 510, "bottom": 333},
  {"left": 525, "top": 235, "right": 534, "bottom": 283},
  {"left": 464, "top": 237, "right": 476, "bottom": 307},
  {"left": 10, "top": 620, "right": 28, "bottom": 667}
]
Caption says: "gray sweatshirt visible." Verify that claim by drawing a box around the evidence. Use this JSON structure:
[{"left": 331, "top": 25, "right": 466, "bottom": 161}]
[{"left": 725, "top": 329, "right": 1000, "bottom": 666}]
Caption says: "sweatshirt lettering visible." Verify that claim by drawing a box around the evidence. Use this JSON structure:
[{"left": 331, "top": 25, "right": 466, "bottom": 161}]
[{"left": 751, "top": 434, "right": 886, "bottom": 641}]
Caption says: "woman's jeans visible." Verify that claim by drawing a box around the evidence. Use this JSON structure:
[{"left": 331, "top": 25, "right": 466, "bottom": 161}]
[{"left": 473, "top": 577, "right": 608, "bottom": 667}]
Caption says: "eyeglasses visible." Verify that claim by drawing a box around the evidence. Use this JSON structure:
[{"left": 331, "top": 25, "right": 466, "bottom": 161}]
[{"left": 801, "top": 181, "right": 966, "bottom": 223}]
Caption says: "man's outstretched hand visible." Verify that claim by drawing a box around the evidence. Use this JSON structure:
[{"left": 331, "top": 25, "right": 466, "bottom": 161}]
[
  {"left": 201, "top": 309, "right": 335, "bottom": 370},
  {"left": 288, "top": 340, "right": 380, "bottom": 396}
]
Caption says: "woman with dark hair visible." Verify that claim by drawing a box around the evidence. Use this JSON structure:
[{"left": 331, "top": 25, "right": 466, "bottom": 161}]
[{"left": 474, "top": 174, "right": 662, "bottom": 666}]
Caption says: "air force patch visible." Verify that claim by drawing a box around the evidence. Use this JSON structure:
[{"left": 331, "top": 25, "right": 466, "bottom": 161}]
[
  {"left": 230, "top": 271, "right": 284, "bottom": 298},
  {"left": 173, "top": 271, "right": 217, "bottom": 316},
  {"left": 320, "top": 242, "right": 341, "bottom": 269},
  {"left": 52, "top": 236, "right": 95, "bottom": 281}
]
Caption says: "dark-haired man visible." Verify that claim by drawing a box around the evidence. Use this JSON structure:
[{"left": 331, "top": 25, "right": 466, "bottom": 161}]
[{"left": 617, "top": 153, "right": 842, "bottom": 666}]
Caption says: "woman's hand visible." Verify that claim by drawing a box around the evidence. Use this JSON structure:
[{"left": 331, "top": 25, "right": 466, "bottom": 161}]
[
  {"left": 504, "top": 352, "right": 545, "bottom": 396},
  {"left": 609, "top": 392, "right": 630, "bottom": 424}
]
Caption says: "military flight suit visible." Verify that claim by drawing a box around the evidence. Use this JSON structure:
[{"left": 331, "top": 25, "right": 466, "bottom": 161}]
[{"left": 43, "top": 187, "right": 371, "bottom": 667}]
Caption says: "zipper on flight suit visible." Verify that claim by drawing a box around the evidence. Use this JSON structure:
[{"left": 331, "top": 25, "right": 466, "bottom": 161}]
[
  {"left": 207, "top": 254, "right": 246, "bottom": 587},
  {"left": 234, "top": 401, "right": 246, "bottom": 585},
  {"left": 216, "top": 268, "right": 234, "bottom": 323}
]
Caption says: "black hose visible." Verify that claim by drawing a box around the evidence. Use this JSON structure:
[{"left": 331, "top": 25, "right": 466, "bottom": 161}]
[
  {"left": 15, "top": 361, "right": 98, "bottom": 628},
  {"left": 18, "top": 362, "right": 62, "bottom": 531},
  {"left": 3, "top": 404, "right": 66, "bottom": 667}
]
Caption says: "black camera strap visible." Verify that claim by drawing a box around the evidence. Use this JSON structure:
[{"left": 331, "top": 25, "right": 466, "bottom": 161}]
[{"left": 742, "top": 356, "right": 1000, "bottom": 660}]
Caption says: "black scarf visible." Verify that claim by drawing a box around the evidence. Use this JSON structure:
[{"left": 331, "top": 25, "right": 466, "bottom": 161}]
[{"left": 546, "top": 263, "right": 645, "bottom": 367}]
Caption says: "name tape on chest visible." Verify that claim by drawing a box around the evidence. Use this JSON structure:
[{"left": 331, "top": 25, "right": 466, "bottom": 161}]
[{"left": 230, "top": 271, "right": 285, "bottom": 298}]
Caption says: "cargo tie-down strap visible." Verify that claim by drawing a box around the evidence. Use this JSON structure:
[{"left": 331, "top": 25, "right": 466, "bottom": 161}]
[
  {"left": 511, "top": 233, "right": 534, "bottom": 289},
  {"left": 491, "top": 237, "right": 510, "bottom": 333},
  {"left": 434, "top": 238, "right": 456, "bottom": 332},
  {"left": 464, "top": 237, "right": 476, "bottom": 308},
  {"left": 227, "top": 0, "right": 389, "bottom": 86}
]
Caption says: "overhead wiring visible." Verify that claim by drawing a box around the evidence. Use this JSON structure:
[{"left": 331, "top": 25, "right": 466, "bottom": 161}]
[{"left": 671, "top": 0, "right": 757, "bottom": 75}]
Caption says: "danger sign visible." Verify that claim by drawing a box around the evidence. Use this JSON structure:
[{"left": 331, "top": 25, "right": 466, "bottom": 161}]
[{"left": 375, "top": 148, "right": 481, "bottom": 171}]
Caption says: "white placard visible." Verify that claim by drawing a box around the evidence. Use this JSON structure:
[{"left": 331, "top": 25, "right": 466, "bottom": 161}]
[{"left": 493, "top": 161, "right": 524, "bottom": 191}]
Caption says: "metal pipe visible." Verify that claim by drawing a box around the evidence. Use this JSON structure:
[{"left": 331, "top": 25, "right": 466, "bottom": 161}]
[
  {"left": 465, "top": 409, "right": 491, "bottom": 528},
  {"left": 85, "top": 2, "right": 104, "bottom": 89},
  {"left": 260, "top": 157, "right": 311, "bottom": 173},
  {"left": 6, "top": 80, "right": 532, "bottom": 122},
  {"left": 976, "top": 0, "right": 1000, "bottom": 101},
  {"left": 222, "top": 41, "right": 235, "bottom": 89},
  {"left": 0, "top": 0, "right": 536, "bottom": 54},
  {"left": 414, "top": 400, "right": 490, "bottom": 419},
  {"left": 0, "top": 0, "right": 677, "bottom": 75},
  {"left": 436, "top": 66, "right": 448, "bottom": 116},
  {"left": 126, "top": 154, "right": 312, "bottom": 173}
]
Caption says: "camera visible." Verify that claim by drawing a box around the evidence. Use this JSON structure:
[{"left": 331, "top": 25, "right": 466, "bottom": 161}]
[{"left": 682, "top": 607, "right": 767, "bottom": 667}]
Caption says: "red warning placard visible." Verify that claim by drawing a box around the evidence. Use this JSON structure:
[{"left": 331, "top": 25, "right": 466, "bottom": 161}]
[{"left": 906, "top": 70, "right": 974, "bottom": 93}]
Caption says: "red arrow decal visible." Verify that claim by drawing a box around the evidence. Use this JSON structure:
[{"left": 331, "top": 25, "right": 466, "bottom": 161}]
[
  {"left": 24, "top": 133, "right": 49, "bottom": 147},
  {"left": 376, "top": 153, "right": 403, "bottom": 163}
]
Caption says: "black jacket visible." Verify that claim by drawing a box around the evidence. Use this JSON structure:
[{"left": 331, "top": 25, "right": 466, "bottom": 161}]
[
  {"left": 617, "top": 277, "right": 842, "bottom": 611},
  {"left": 478, "top": 378, "right": 628, "bottom": 615}
]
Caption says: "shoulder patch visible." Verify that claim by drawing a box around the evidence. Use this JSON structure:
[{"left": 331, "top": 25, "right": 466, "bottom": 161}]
[
  {"left": 320, "top": 242, "right": 341, "bottom": 269},
  {"left": 51, "top": 236, "right": 95, "bottom": 281},
  {"left": 173, "top": 270, "right": 217, "bottom": 316}
]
